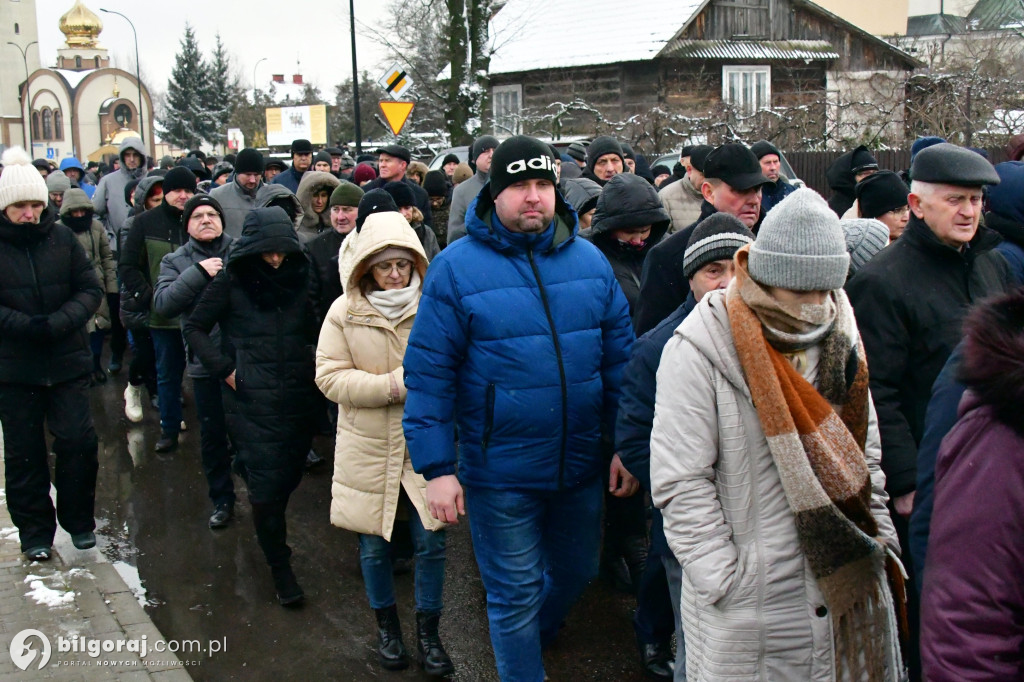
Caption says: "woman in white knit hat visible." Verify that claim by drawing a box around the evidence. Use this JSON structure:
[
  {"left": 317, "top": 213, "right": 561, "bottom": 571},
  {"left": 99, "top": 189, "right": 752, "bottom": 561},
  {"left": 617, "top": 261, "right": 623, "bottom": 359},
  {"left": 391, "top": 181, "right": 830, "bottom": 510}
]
[{"left": 0, "top": 147, "right": 104, "bottom": 562}]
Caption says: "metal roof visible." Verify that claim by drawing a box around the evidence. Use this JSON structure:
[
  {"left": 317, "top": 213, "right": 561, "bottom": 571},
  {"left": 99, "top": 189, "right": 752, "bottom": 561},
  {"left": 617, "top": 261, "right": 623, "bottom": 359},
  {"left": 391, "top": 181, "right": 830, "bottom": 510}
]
[
  {"left": 966, "top": 0, "right": 1024, "bottom": 30},
  {"left": 905, "top": 13, "right": 969, "bottom": 36},
  {"left": 661, "top": 39, "right": 840, "bottom": 60}
]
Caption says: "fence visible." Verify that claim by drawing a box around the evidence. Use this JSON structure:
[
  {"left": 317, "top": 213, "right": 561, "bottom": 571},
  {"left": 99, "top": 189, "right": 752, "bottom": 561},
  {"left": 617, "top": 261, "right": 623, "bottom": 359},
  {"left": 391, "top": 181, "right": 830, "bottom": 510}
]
[{"left": 786, "top": 147, "right": 1010, "bottom": 196}]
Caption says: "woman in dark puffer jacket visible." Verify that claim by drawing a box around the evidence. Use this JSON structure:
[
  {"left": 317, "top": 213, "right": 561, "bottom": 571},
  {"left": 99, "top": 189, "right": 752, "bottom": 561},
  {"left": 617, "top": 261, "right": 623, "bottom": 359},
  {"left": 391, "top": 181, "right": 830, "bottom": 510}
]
[{"left": 184, "top": 207, "right": 319, "bottom": 606}]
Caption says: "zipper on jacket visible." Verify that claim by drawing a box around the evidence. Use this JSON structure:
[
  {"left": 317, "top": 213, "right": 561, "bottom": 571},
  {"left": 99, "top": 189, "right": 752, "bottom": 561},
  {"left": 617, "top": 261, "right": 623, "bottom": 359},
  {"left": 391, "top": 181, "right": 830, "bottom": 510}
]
[
  {"left": 527, "top": 249, "right": 569, "bottom": 490},
  {"left": 481, "top": 383, "right": 496, "bottom": 462},
  {"left": 25, "top": 247, "right": 45, "bottom": 309}
]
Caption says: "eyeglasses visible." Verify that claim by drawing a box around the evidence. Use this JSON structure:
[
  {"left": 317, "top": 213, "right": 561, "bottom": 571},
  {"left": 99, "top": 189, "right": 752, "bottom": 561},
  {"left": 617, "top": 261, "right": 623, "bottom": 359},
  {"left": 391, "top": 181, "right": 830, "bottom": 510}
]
[
  {"left": 885, "top": 206, "right": 910, "bottom": 217},
  {"left": 372, "top": 259, "right": 413, "bottom": 274}
]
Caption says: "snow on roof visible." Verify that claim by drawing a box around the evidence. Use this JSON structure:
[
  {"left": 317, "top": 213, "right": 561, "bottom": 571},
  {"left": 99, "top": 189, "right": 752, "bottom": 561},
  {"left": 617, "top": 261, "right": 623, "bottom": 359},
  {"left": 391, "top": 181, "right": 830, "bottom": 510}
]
[
  {"left": 662, "top": 40, "right": 839, "bottom": 60},
  {"left": 53, "top": 69, "right": 92, "bottom": 89},
  {"left": 487, "top": 0, "right": 707, "bottom": 74}
]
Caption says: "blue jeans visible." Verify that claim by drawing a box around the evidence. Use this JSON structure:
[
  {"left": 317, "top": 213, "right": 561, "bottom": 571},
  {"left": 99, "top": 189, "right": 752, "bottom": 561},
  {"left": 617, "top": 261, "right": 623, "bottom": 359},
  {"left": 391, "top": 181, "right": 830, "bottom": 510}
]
[
  {"left": 465, "top": 479, "right": 603, "bottom": 682},
  {"left": 358, "top": 509, "right": 446, "bottom": 613},
  {"left": 150, "top": 328, "right": 186, "bottom": 434}
]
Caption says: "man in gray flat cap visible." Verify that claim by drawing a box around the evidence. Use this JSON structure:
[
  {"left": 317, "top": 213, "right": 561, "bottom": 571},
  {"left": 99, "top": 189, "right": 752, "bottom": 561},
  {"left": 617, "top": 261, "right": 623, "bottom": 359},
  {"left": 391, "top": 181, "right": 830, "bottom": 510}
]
[{"left": 846, "top": 142, "right": 1008, "bottom": 678}]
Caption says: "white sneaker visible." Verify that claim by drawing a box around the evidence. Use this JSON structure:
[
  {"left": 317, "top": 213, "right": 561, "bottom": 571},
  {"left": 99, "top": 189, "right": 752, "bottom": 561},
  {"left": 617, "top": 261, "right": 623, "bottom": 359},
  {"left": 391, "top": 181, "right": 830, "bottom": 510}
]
[{"left": 124, "top": 384, "right": 144, "bottom": 423}]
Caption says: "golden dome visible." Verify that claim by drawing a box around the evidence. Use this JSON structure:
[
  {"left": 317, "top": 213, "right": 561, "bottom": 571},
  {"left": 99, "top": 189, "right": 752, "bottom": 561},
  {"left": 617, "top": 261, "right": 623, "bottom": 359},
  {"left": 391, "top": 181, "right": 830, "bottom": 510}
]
[{"left": 59, "top": 0, "right": 103, "bottom": 49}]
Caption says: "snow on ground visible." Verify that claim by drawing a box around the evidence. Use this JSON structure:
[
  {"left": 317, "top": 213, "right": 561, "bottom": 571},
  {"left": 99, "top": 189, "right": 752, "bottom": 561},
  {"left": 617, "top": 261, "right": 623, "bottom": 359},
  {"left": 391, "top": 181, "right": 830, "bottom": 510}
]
[
  {"left": 24, "top": 573, "right": 76, "bottom": 607},
  {"left": 113, "top": 561, "right": 150, "bottom": 608}
]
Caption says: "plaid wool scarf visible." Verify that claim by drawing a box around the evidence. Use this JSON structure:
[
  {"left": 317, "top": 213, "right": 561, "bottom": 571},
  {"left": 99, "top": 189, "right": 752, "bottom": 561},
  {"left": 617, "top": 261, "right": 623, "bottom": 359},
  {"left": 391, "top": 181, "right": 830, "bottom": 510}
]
[{"left": 726, "top": 246, "right": 902, "bottom": 681}]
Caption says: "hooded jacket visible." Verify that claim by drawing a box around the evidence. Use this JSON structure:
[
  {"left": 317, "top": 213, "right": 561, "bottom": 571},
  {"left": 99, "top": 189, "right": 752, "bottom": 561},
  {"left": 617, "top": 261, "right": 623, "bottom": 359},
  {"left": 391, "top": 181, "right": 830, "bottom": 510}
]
[
  {"left": 920, "top": 289, "right": 1024, "bottom": 680},
  {"left": 402, "top": 185, "right": 634, "bottom": 491},
  {"left": 58, "top": 202, "right": 117, "bottom": 332},
  {"left": 92, "top": 137, "right": 147, "bottom": 247},
  {"left": 59, "top": 157, "right": 95, "bottom": 198},
  {"left": 118, "top": 199, "right": 188, "bottom": 330},
  {"left": 119, "top": 176, "right": 164, "bottom": 253},
  {"left": 315, "top": 213, "right": 444, "bottom": 540},
  {"left": 209, "top": 174, "right": 262, "bottom": 238},
  {"left": 254, "top": 183, "right": 303, "bottom": 233},
  {"left": 560, "top": 177, "right": 602, "bottom": 217},
  {"left": 826, "top": 146, "right": 870, "bottom": 218},
  {"left": 0, "top": 207, "right": 102, "bottom": 385},
  {"left": 296, "top": 171, "right": 341, "bottom": 243},
  {"left": 846, "top": 215, "right": 1009, "bottom": 496},
  {"left": 153, "top": 232, "right": 234, "bottom": 379},
  {"left": 182, "top": 208, "right": 318, "bottom": 501},
  {"left": 651, "top": 290, "right": 900, "bottom": 681},
  {"left": 583, "top": 173, "right": 669, "bottom": 316}
]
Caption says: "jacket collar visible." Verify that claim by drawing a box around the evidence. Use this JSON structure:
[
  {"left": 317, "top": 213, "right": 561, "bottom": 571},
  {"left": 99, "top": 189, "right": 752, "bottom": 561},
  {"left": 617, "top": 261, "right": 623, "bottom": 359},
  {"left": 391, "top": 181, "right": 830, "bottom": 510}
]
[
  {"left": 902, "top": 214, "right": 1002, "bottom": 262},
  {"left": 0, "top": 206, "right": 57, "bottom": 246},
  {"left": 984, "top": 211, "right": 1024, "bottom": 248}
]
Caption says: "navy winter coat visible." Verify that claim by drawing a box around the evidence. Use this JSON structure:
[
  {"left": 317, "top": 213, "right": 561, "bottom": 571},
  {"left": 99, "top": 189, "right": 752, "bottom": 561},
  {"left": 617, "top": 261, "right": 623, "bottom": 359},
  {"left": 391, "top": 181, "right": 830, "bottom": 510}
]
[
  {"left": 616, "top": 292, "right": 697, "bottom": 559},
  {"left": 402, "top": 186, "right": 634, "bottom": 491}
]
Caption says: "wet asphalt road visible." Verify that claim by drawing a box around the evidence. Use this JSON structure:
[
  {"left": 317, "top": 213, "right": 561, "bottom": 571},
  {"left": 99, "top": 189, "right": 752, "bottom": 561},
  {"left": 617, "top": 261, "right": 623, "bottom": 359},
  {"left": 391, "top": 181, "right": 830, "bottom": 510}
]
[{"left": 87, "top": 369, "right": 651, "bottom": 681}]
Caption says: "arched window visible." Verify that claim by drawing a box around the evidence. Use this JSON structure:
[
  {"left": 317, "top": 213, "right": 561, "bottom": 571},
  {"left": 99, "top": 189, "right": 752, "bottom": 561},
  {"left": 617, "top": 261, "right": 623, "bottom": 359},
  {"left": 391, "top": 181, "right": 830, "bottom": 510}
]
[
  {"left": 53, "top": 109, "right": 63, "bottom": 140},
  {"left": 31, "top": 111, "right": 40, "bottom": 140},
  {"left": 94, "top": 56, "right": 100, "bottom": 68},
  {"left": 75, "top": 56, "right": 82, "bottom": 69},
  {"left": 42, "top": 108, "right": 53, "bottom": 140},
  {"left": 14, "top": 23, "right": 19, "bottom": 34}
]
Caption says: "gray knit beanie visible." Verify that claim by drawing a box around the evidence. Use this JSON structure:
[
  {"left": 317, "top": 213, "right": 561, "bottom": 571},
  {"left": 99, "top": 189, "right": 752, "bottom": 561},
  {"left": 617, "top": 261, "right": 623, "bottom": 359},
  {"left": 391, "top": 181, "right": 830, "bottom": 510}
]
[
  {"left": 748, "top": 188, "right": 850, "bottom": 291},
  {"left": 46, "top": 170, "right": 72, "bottom": 194},
  {"left": 841, "top": 218, "right": 889, "bottom": 279}
]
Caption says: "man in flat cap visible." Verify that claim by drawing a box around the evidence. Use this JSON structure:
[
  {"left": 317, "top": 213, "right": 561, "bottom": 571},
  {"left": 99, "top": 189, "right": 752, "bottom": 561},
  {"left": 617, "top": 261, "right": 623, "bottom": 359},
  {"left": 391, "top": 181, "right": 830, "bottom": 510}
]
[
  {"left": 270, "top": 139, "right": 314, "bottom": 193},
  {"left": 846, "top": 142, "right": 1008, "bottom": 677}
]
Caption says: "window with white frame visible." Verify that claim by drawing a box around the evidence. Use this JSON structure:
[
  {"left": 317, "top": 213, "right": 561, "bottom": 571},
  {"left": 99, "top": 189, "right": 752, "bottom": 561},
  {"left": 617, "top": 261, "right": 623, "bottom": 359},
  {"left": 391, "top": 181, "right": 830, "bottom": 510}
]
[
  {"left": 492, "top": 84, "right": 522, "bottom": 135},
  {"left": 722, "top": 66, "right": 771, "bottom": 115}
]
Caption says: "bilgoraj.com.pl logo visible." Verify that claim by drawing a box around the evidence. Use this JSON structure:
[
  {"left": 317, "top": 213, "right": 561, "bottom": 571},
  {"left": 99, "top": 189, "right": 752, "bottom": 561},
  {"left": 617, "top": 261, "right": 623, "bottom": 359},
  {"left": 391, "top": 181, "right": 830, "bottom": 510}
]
[{"left": 9, "top": 628, "right": 225, "bottom": 670}]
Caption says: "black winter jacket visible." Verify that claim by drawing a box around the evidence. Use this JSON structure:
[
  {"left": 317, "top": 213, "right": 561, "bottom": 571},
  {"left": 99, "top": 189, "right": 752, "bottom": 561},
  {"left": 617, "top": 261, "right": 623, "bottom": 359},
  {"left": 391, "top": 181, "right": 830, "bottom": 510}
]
[
  {"left": 0, "top": 207, "right": 102, "bottom": 385},
  {"left": 307, "top": 228, "right": 347, "bottom": 324},
  {"left": 633, "top": 200, "right": 717, "bottom": 334},
  {"left": 582, "top": 174, "right": 669, "bottom": 315},
  {"left": 826, "top": 149, "right": 858, "bottom": 218},
  {"left": 183, "top": 209, "right": 318, "bottom": 499},
  {"left": 153, "top": 234, "right": 234, "bottom": 379},
  {"left": 846, "top": 215, "right": 1009, "bottom": 496},
  {"left": 119, "top": 200, "right": 188, "bottom": 329}
]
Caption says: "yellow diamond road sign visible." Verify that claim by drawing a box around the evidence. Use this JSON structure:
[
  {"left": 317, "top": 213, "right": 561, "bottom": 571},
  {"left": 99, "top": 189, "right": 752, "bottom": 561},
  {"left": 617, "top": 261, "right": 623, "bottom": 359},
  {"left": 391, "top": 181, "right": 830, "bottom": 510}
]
[
  {"left": 378, "top": 63, "right": 414, "bottom": 101},
  {"left": 379, "top": 101, "right": 415, "bottom": 136}
]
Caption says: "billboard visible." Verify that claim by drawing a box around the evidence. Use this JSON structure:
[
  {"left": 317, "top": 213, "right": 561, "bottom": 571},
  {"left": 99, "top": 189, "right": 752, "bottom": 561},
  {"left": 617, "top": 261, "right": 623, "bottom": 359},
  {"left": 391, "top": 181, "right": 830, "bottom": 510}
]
[{"left": 266, "top": 105, "right": 327, "bottom": 147}]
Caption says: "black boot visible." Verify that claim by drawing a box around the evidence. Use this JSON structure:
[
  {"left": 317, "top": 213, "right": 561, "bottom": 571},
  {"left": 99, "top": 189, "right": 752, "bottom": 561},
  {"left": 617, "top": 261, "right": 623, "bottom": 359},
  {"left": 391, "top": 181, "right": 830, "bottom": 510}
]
[
  {"left": 416, "top": 611, "right": 454, "bottom": 677},
  {"left": 271, "top": 563, "right": 304, "bottom": 607},
  {"left": 374, "top": 605, "right": 409, "bottom": 670},
  {"left": 154, "top": 431, "right": 178, "bottom": 453}
]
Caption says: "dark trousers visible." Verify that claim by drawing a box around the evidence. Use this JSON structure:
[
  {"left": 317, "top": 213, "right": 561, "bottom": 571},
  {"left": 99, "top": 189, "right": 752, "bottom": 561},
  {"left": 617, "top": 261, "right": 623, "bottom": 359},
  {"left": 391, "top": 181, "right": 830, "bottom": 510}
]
[
  {"left": 150, "top": 328, "right": 186, "bottom": 434},
  {"left": 191, "top": 377, "right": 235, "bottom": 507},
  {"left": 108, "top": 293, "right": 127, "bottom": 360},
  {"left": 128, "top": 328, "right": 157, "bottom": 395},
  {"left": 634, "top": 547, "right": 675, "bottom": 645},
  {"left": 0, "top": 378, "right": 98, "bottom": 551},
  {"left": 893, "top": 508, "right": 922, "bottom": 681}
]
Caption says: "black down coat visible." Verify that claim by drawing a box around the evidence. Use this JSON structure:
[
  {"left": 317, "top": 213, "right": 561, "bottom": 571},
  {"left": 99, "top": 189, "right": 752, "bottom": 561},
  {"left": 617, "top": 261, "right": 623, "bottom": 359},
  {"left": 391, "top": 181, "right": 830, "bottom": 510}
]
[
  {"left": 183, "top": 207, "right": 318, "bottom": 502},
  {"left": 582, "top": 173, "right": 669, "bottom": 316},
  {"left": 0, "top": 207, "right": 102, "bottom": 386},
  {"left": 846, "top": 214, "right": 1009, "bottom": 497}
]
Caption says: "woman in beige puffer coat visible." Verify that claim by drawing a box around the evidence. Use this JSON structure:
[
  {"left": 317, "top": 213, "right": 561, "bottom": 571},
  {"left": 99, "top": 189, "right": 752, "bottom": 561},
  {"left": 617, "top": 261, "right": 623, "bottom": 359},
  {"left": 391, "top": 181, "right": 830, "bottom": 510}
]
[{"left": 315, "top": 211, "right": 452, "bottom": 676}]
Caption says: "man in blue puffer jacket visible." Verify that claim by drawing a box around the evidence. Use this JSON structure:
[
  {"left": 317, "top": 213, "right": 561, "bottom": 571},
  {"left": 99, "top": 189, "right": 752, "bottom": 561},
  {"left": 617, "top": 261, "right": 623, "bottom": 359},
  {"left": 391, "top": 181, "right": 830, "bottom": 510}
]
[{"left": 403, "top": 135, "right": 634, "bottom": 682}]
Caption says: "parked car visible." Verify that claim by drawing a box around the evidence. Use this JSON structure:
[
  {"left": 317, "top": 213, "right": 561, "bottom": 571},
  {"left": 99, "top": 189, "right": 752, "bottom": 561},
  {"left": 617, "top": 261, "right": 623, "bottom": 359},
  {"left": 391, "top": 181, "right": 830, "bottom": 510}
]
[{"left": 428, "top": 146, "right": 469, "bottom": 171}]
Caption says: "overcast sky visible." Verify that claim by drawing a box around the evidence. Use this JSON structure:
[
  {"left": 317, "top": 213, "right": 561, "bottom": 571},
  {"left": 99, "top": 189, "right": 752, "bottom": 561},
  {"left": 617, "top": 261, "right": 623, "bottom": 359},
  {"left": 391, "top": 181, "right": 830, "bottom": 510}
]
[{"left": 37, "top": 1, "right": 396, "bottom": 99}]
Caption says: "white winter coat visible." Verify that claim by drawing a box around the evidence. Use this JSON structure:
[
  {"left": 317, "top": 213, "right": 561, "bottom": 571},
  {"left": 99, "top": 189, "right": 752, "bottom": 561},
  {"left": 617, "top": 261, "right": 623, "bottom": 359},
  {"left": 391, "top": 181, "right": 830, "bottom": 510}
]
[{"left": 651, "top": 290, "right": 901, "bottom": 681}]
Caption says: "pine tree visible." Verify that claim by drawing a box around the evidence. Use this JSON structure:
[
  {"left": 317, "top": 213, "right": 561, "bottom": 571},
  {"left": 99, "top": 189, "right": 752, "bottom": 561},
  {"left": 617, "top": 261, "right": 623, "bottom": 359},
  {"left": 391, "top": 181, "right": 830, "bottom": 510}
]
[
  {"left": 204, "top": 33, "right": 242, "bottom": 145},
  {"left": 159, "top": 24, "right": 216, "bottom": 149}
]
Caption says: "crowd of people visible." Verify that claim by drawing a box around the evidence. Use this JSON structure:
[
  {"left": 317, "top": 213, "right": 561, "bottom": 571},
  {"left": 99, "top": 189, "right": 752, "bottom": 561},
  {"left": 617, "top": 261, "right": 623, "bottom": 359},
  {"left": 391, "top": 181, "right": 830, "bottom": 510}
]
[{"left": 1, "top": 124, "right": 1023, "bottom": 682}]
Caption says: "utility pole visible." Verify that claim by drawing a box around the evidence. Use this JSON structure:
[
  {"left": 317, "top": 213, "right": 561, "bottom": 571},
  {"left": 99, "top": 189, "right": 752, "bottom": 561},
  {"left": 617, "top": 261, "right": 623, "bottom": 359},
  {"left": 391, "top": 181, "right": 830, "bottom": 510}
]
[{"left": 7, "top": 40, "right": 38, "bottom": 151}]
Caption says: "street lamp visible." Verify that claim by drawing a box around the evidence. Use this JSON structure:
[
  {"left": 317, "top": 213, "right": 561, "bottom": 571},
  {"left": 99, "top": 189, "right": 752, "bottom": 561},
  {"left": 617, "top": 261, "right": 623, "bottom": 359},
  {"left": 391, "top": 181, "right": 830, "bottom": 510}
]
[
  {"left": 253, "top": 57, "right": 267, "bottom": 104},
  {"left": 350, "top": 0, "right": 361, "bottom": 155},
  {"left": 7, "top": 40, "right": 38, "bottom": 151},
  {"left": 100, "top": 9, "right": 145, "bottom": 145}
]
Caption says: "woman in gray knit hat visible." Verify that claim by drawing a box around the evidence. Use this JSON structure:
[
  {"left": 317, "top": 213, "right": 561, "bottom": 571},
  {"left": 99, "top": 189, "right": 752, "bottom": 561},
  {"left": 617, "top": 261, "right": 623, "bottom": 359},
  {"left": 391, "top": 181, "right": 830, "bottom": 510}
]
[{"left": 651, "top": 188, "right": 905, "bottom": 681}]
